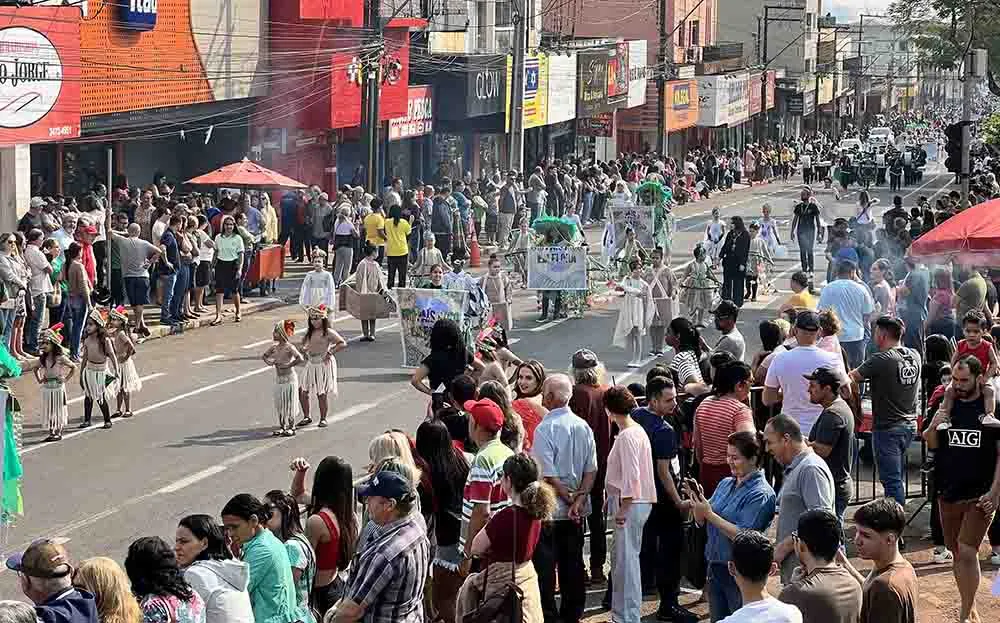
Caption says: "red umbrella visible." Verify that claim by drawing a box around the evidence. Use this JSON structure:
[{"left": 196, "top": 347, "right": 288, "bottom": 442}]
[
  {"left": 185, "top": 157, "right": 307, "bottom": 189},
  {"left": 909, "top": 198, "right": 1000, "bottom": 266}
]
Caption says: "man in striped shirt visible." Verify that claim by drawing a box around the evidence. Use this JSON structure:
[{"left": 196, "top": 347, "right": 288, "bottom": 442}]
[{"left": 459, "top": 398, "right": 513, "bottom": 573}]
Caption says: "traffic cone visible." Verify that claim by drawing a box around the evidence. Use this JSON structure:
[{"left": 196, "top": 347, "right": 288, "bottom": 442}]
[{"left": 469, "top": 234, "right": 481, "bottom": 267}]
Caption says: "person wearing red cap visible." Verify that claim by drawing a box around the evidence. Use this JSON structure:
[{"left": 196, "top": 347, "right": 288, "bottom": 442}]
[{"left": 459, "top": 397, "right": 514, "bottom": 575}]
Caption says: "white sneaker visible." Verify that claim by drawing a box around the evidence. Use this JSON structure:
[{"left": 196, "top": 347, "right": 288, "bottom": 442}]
[
  {"left": 981, "top": 414, "right": 1000, "bottom": 428},
  {"left": 933, "top": 547, "right": 954, "bottom": 564},
  {"left": 990, "top": 551, "right": 1000, "bottom": 566}
]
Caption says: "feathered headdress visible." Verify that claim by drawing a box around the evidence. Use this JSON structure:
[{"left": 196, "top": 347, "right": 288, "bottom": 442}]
[
  {"left": 108, "top": 305, "right": 129, "bottom": 324},
  {"left": 307, "top": 304, "right": 328, "bottom": 320},
  {"left": 40, "top": 323, "right": 65, "bottom": 349},
  {"left": 87, "top": 307, "right": 108, "bottom": 328},
  {"left": 273, "top": 319, "right": 296, "bottom": 342}
]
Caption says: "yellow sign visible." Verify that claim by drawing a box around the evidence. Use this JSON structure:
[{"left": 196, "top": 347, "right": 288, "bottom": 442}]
[
  {"left": 505, "top": 53, "right": 549, "bottom": 131},
  {"left": 817, "top": 76, "right": 834, "bottom": 105}
]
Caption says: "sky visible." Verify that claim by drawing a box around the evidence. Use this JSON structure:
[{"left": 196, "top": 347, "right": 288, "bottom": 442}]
[{"left": 825, "top": 0, "right": 893, "bottom": 21}]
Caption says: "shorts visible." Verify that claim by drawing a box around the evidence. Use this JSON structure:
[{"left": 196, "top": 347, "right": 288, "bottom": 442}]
[
  {"left": 939, "top": 498, "right": 996, "bottom": 551},
  {"left": 124, "top": 277, "right": 150, "bottom": 306},
  {"left": 195, "top": 262, "right": 211, "bottom": 288}
]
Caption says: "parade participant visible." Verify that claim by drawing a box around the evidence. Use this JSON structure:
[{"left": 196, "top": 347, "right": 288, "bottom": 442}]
[
  {"left": 413, "top": 233, "right": 448, "bottom": 281},
  {"left": 719, "top": 216, "right": 751, "bottom": 307},
  {"left": 746, "top": 222, "right": 773, "bottom": 303},
  {"left": 108, "top": 306, "right": 141, "bottom": 420},
  {"left": 613, "top": 259, "right": 655, "bottom": 368},
  {"left": 421, "top": 263, "right": 445, "bottom": 289},
  {"left": 35, "top": 323, "right": 76, "bottom": 442},
  {"left": 680, "top": 243, "right": 718, "bottom": 328},
  {"left": 509, "top": 217, "right": 535, "bottom": 285},
  {"left": 644, "top": 247, "right": 676, "bottom": 356},
  {"left": 298, "top": 252, "right": 336, "bottom": 312},
  {"left": 482, "top": 254, "right": 512, "bottom": 331},
  {"left": 615, "top": 226, "right": 648, "bottom": 277},
  {"left": 297, "top": 305, "right": 346, "bottom": 429},
  {"left": 704, "top": 208, "right": 725, "bottom": 268},
  {"left": 354, "top": 243, "right": 386, "bottom": 342},
  {"left": 79, "top": 308, "right": 118, "bottom": 430},
  {"left": 262, "top": 320, "right": 304, "bottom": 437},
  {"left": 791, "top": 188, "right": 820, "bottom": 277}
]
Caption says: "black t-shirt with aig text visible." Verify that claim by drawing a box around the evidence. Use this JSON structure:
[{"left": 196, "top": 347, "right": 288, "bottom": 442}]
[{"left": 937, "top": 394, "right": 1000, "bottom": 502}]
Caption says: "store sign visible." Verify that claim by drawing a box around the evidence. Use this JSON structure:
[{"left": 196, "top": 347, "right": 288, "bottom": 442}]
[
  {"left": 749, "top": 72, "right": 763, "bottom": 116},
  {"left": 766, "top": 71, "right": 775, "bottom": 110},
  {"left": 330, "top": 29, "right": 410, "bottom": 129},
  {"left": 389, "top": 86, "right": 433, "bottom": 140},
  {"left": 577, "top": 44, "right": 629, "bottom": 117},
  {"left": 577, "top": 113, "right": 613, "bottom": 137},
  {"left": 787, "top": 93, "right": 804, "bottom": 115},
  {"left": 727, "top": 71, "right": 750, "bottom": 126},
  {"left": 119, "top": 0, "right": 158, "bottom": 32},
  {"left": 0, "top": 8, "right": 81, "bottom": 144},
  {"left": 505, "top": 53, "right": 548, "bottom": 131},
  {"left": 664, "top": 80, "right": 698, "bottom": 131},
  {"left": 696, "top": 72, "right": 750, "bottom": 128},
  {"left": 467, "top": 66, "right": 505, "bottom": 116},
  {"left": 626, "top": 39, "right": 648, "bottom": 109},
  {"left": 546, "top": 52, "right": 576, "bottom": 124}
]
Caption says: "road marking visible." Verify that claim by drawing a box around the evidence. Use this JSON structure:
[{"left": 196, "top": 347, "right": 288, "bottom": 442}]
[
  {"left": 192, "top": 354, "right": 224, "bottom": 364},
  {"left": 63, "top": 373, "right": 166, "bottom": 407},
  {"left": 347, "top": 322, "right": 399, "bottom": 343},
  {"left": 529, "top": 318, "right": 567, "bottom": 332},
  {"left": 241, "top": 327, "right": 306, "bottom": 349},
  {"left": 509, "top": 338, "right": 521, "bottom": 345}
]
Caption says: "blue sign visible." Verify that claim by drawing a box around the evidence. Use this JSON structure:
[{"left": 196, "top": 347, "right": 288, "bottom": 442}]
[{"left": 119, "top": 0, "right": 158, "bottom": 32}]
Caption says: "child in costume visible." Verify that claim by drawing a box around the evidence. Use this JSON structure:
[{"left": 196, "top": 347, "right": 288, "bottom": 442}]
[
  {"left": 746, "top": 222, "right": 775, "bottom": 302},
  {"left": 680, "top": 243, "right": 719, "bottom": 328},
  {"left": 615, "top": 226, "right": 648, "bottom": 278},
  {"left": 79, "top": 308, "right": 118, "bottom": 430},
  {"left": 613, "top": 259, "right": 655, "bottom": 368},
  {"left": 508, "top": 217, "right": 535, "bottom": 286},
  {"left": 298, "top": 304, "right": 347, "bottom": 429},
  {"left": 35, "top": 323, "right": 76, "bottom": 442},
  {"left": 482, "top": 254, "right": 513, "bottom": 331},
  {"left": 414, "top": 234, "right": 449, "bottom": 280},
  {"left": 644, "top": 247, "right": 677, "bottom": 355},
  {"left": 108, "top": 306, "right": 142, "bottom": 419},
  {"left": 299, "top": 251, "right": 337, "bottom": 313},
  {"left": 758, "top": 203, "right": 781, "bottom": 254},
  {"left": 262, "top": 319, "right": 304, "bottom": 437},
  {"left": 704, "top": 207, "right": 725, "bottom": 267}
]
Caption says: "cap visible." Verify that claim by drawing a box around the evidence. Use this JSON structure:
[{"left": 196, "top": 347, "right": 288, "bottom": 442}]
[
  {"left": 803, "top": 367, "right": 842, "bottom": 389},
  {"left": 6, "top": 539, "right": 72, "bottom": 578},
  {"left": 29, "top": 196, "right": 44, "bottom": 209},
  {"left": 712, "top": 299, "right": 739, "bottom": 318},
  {"left": 464, "top": 399, "right": 504, "bottom": 433},
  {"left": 795, "top": 310, "right": 821, "bottom": 331},
  {"left": 355, "top": 471, "right": 413, "bottom": 501},
  {"left": 572, "top": 348, "right": 599, "bottom": 370}
]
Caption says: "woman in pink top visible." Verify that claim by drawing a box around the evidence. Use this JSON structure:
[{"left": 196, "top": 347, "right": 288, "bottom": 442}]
[
  {"left": 602, "top": 386, "right": 656, "bottom": 623},
  {"left": 816, "top": 308, "right": 842, "bottom": 355}
]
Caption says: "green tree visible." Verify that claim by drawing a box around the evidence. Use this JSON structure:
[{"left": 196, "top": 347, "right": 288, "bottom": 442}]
[{"left": 980, "top": 110, "right": 1000, "bottom": 144}]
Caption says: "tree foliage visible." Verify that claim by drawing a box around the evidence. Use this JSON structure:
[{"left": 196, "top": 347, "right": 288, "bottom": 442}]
[
  {"left": 981, "top": 110, "right": 1000, "bottom": 144},
  {"left": 887, "top": 0, "right": 1000, "bottom": 94}
]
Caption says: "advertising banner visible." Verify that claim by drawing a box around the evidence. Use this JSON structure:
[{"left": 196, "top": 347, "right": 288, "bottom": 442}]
[
  {"left": 388, "top": 85, "right": 433, "bottom": 140},
  {"left": 547, "top": 52, "right": 576, "bottom": 123},
  {"left": 664, "top": 80, "right": 698, "bottom": 131},
  {"left": 626, "top": 40, "right": 648, "bottom": 109},
  {"left": 505, "top": 53, "right": 548, "bottom": 131},
  {"left": 467, "top": 63, "right": 506, "bottom": 117},
  {"left": 397, "top": 288, "right": 469, "bottom": 368},
  {"left": 577, "top": 44, "right": 628, "bottom": 116},
  {"left": 0, "top": 7, "right": 81, "bottom": 145},
  {"left": 609, "top": 199, "right": 655, "bottom": 249},
  {"left": 749, "top": 72, "right": 763, "bottom": 115},
  {"left": 577, "top": 113, "right": 613, "bottom": 137},
  {"left": 766, "top": 71, "right": 776, "bottom": 110},
  {"left": 696, "top": 75, "right": 726, "bottom": 127},
  {"left": 527, "top": 246, "right": 588, "bottom": 291},
  {"left": 727, "top": 71, "right": 750, "bottom": 126}
]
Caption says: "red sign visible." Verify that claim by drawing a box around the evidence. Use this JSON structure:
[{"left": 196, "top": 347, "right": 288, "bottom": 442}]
[
  {"left": 749, "top": 73, "right": 763, "bottom": 116},
  {"left": 0, "top": 7, "right": 80, "bottom": 145},
  {"left": 330, "top": 29, "right": 410, "bottom": 129},
  {"left": 299, "top": 0, "right": 363, "bottom": 25},
  {"left": 389, "top": 86, "right": 433, "bottom": 141},
  {"left": 766, "top": 71, "right": 776, "bottom": 110}
]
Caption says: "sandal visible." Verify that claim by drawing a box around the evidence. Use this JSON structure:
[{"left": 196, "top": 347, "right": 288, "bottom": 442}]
[
  {"left": 282, "top": 429, "right": 296, "bottom": 437},
  {"left": 210, "top": 317, "right": 223, "bottom": 326},
  {"left": 234, "top": 315, "right": 242, "bottom": 323},
  {"left": 112, "top": 411, "right": 123, "bottom": 419},
  {"left": 123, "top": 412, "right": 134, "bottom": 419},
  {"left": 273, "top": 429, "right": 285, "bottom": 437},
  {"left": 102, "top": 421, "right": 113, "bottom": 430},
  {"left": 318, "top": 419, "right": 328, "bottom": 428},
  {"left": 297, "top": 417, "right": 313, "bottom": 427},
  {"left": 43, "top": 433, "right": 61, "bottom": 442}
]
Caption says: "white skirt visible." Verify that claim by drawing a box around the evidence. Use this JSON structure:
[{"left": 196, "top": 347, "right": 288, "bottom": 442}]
[
  {"left": 300, "top": 356, "right": 338, "bottom": 397},
  {"left": 82, "top": 364, "right": 113, "bottom": 403},
  {"left": 41, "top": 381, "right": 68, "bottom": 433},
  {"left": 274, "top": 371, "right": 300, "bottom": 426},
  {"left": 119, "top": 358, "right": 142, "bottom": 394}
]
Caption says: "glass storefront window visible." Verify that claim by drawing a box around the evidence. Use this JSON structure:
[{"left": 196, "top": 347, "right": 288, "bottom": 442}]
[
  {"left": 478, "top": 134, "right": 502, "bottom": 178},
  {"left": 433, "top": 133, "right": 464, "bottom": 184}
]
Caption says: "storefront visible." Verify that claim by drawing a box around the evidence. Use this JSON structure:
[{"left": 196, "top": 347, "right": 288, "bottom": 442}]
[
  {"left": 616, "top": 39, "right": 651, "bottom": 154},
  {"left": 663, "top": 80, "right": 699, "bottom": 159},
  {"left": 546, "top": 54, "right": 578, "bottom": 161},
  {"left": 576, "top": 43, "right": 629, "bottom": 159},
  {"left": 695, "top": 71, "right": 752, "bottom": 152},
  {"left": 386, "top": 86, "right": 434, "bottom": 186}
]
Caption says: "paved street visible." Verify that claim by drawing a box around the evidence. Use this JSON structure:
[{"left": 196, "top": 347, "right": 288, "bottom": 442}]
[{"left": 3, "top": 166, "right": 980, "bottom": 618}]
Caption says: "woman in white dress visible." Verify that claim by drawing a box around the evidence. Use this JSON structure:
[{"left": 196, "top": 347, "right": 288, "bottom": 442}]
[
  {"left": 297, "top": 305, "right": 347, "bottom": 429},
  {"left": 613, "top": 259, "right": 655, "bottom": 368}
]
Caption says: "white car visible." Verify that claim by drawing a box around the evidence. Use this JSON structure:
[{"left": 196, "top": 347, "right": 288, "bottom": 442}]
[
  {"left": 868, "top": 127, "right": 895, "bottom": 146},
  {"left": 839, "top": 138, "right": 863, "bottom": 152}
]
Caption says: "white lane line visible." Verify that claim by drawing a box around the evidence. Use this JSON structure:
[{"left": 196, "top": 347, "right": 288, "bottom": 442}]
[
  {"left": 509, "top": 338, "right": 521, "bottom": 345},
  {"left": 242, "top": 327, "right": 306, "bottom": 349},
  {"left": 192, "top": 354, "right": 224, "bottom": 364},
  {"left": 64, "top": 373, "right": 166, "bottom": 407},
  {"left": 529, "top": 318, "right": 567, "bottom": 332}
]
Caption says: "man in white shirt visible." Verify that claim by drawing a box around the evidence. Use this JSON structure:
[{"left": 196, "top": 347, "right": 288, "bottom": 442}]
[
  {"left": 763, "top": 310, "right": 850, "bottom": 436},
  {"left": 718, "top": 530, "right": 802, "bottom": 623},
  {"left": 384, "top": 177, "right": 402, "bottom": 209},
  {"left": 818, "top": 260, "right": 875, "bottom": 369},
  {"left": 50, "top": 213, "right": 78, "bottom": 253},
  {"left": 23, "top": 229, "right": 53, "bottom": 355}
]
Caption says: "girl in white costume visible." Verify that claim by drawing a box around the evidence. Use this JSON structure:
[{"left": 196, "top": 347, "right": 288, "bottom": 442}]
[
  {"left": 297, "top": 304, "right": 347, "bottom": 429},
  {"left": 108, "top": 305, "right": 142, "bottom": 418},
  {"left": 79, "top": 308, "right": 119, "bottom": 430},
  {"left": 758, "top": 203, "right": 781, "bottom": 254},
  {"left": 613, "top": 259, "right": 655, "bottom": 368},
  {"left": 34, "top": 323, "right": 76, "bottom": 442},
  {"left": 263, "top": 319, "right": 304, "bottom": 437},
  {"left": 704, "top": 207, "right": 725, "bottom": 267},
  {"left": 299, "top": 252, "right": 337, "bottom": 312}
]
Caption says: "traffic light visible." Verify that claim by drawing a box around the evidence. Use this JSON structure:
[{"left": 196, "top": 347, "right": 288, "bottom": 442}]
[{"left": 945, "top": 122, "right": 962, "bottom": 173}]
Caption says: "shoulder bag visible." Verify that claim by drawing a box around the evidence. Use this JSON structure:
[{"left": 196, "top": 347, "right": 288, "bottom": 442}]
[{"left": 461, "top": 509, "right": 524, "bottom": 623}]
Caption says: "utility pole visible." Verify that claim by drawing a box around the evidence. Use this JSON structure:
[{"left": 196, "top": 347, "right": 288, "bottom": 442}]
[
  {"left": 361, "top": 0, "right": 382, "bottom": 193},
  {"left": 961, "top": 50, "right": 973, "bottom": 207},
  {"left": 508, "top": 0, "right": 527, "bottom": 173},
  {"left": 656, "top": 0, "right": 669, "bottom": 154},
  {"left": 814, "top": 28, "right": 822, "bottom": 134}
]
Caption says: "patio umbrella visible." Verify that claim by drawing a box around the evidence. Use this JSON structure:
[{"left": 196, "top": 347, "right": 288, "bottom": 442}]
[
  {"left": 185, "top": 157, "right": 307, "bottom": 189},
  {"left": 908, "top": 198, "right": 1000, "bottom": 266}
]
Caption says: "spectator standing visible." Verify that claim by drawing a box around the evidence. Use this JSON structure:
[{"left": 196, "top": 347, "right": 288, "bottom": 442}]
[
  {"left": 818, "top": 260, "right": 875, "bottom": 369},
  {"left": 804, "top": 368, "right": 855, "bottom": 520},
  {"left": 210, "top": 216, "right": 245, "bottom": 326},
  {"left": 430, "top": 185, "right": 453, "bottom": 260},
  {"left": 112, "top": 224, "right": 160, "bottom": 338},
  {"left": 719, "top": 217, "right": 750, "bottom": 307},
  {"left": 63, "top": 242, "right": 90, "bottom": 360},
  {"left": 308, "top": 194, "right": 333, "bottom": 260},
  {"left": 850, "top": 316, "right": 920, "bottom": 508},
  {"left": 896, "top": 257, "right": 929, "bottom": 351},
  {"left": 764, "top": 414, "right": 835, "bottom": 583},
  {"left": 711, "top": 300, "right": 746, "bottom": 362},
  {"left": 838, "top": 499, "right": 917, "bottom": 623},
  {"left": 567, "top": 349, "right": 610, "bottom": 583},
  {"left": 158, "top": 215, "right": 184, "bottom": 326},
  {"left": 23, "top": 229, "right": 52, "bottom": 354},
  {"left": 384, "top": 205, "right": 412, "bottom": 288},
  {"left": 531, "top": 374, "right": 598, "bottom": 623},
  {"left": 363, "top": 199, "right": 387, "bottom": 265},
  {"left": 497, "top": 171, "right": 520, "bottom": 245},
  {"left": 716, "top": 531, "right": 802, "bottom": 623},
  {"left": 777, "top": 510, "right": 862, "bottom": 623},
  {"left": 6, "top": 539, "right": 99, "bottom": 623},
  {"left": 51, "top": 213, "right": 78, "bottom": 253},
  {"left": 17, "top": 197, "right": 47, "bottom": 234},
  {"left": 694, "top": 361, "right": 756, "bottom": 496},
  {"left": 955, "top": 267, "right": 990, "bottom": 322},
  {"left": 790, "top": 189, "right": 821, "bottom": 276}
]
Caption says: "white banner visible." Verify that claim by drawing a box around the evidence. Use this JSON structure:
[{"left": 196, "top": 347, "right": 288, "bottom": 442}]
[
  {"left": 609, "top": 199, "right": 655, "bottom": 249},
  {"left": 727, "top": 71, "right": 750, "bottom": 126},
  {"left": 697, "top": 72, "right": 751, "bottom": 128},
  {"left": 626, "top": 40, "right": 648, "bottom": 109},
  {"left": 547, "top": 52, "right": 577, "bottom": 124},
  {"left": 527, "top": 246, "right": 588, "bottom": 291}
]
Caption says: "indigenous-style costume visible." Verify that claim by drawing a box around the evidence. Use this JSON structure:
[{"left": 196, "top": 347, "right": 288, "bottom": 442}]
[
  {"left": 38, "top": 325, "right": 69, "bottom": 439},
  {"left": 268, "top": 320, "right": 301, "bottom": 435},
  {"left": 109, "top": 306, "right": 142, "bottom": 395},
  {"left": 300, "top": 305, "right": 339, "bottom": 398},
  {"left": 482, "top": 272, "right": 512, "bottom": 331},
  {"left": 680, "top": 259, "right": 718, "bottom": 325},
  {"left": 81, "top": 308, "right": 115, "bottom": 406}
]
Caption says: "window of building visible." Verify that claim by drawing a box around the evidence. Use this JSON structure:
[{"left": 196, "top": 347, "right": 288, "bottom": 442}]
[
  {"left": 496, "top": 0, "right": 513, "bottom": 27},
  {"left": 677, "top": 20, "right": 685, "bottom": 47},
  {"left": 689, "top": 20, "right": 700, "bottom": 46},
  {"left": 476, "top": 1, "right": 490, "bottom": 50},
  {"left": 805, "top": 12, "right": 813, "bottom": 29}
]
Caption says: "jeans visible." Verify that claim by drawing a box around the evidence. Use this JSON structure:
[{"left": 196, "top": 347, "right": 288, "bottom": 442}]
[
  {"left": 797, "top": 230, "right": 815, "bottom": 273},
  {"left": 433, "top": 233, "right": 452, "bottom": 260},
  {"left": 497, "top": 212, "right": 515, "bottom": 247},
  {"left": 25, "top": 293, "right": 46, "bottom": 352},
  {"left": 533, "top": 520, "right": 586, "bottom": 623},
  {"left": 0, "top": 307, "right": 13, "bottom": 350},
  {"left": 610, "top": 499, "right": 651, "bottom": 623},
  {"left": 722, "top": 266, "right": 745, "bottom": 307},
  {"left": 160, "top": 272, "right": 177, "bottom": 322},
  {"left": 171, "top": 265, "right": 190, "bottom": 319},
  {"left": 541, "top": 291, "right": 562, "bottom": 319},
  {"left": 872, "top": 424, "right": 915, "bottom": 506},
  {"left": 835, "top": 480, "right": 852, "bottom": 523},
  {"left": 640, "top": 502, "right": 684, "bottom": 607},
  {"left": 841, "top": 339, "right": 866, "bottom": 370},
  {"left": 386, "top": 254, "right": 407, "bottom": 288},
  {"left": 589, "top": 484, "right": 607, "bottom": 573},
  {"left": 333, "top": 246, "right": 353, "bottom": 287},
  {"left": 707, "top": 562, "right": 741, "bottom": 622},
  {"left": 582, "top": 191, "right": 594, "bottom": 222},
  {"left": 66, "top": 296, "right": 88, "bottom": 359}
]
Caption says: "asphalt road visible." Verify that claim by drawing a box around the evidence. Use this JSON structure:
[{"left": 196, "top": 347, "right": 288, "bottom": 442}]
[{"left": 0, "top": 164, "right": 958, "bottom": 597}]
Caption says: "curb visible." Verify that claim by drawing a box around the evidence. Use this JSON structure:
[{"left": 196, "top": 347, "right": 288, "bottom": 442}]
[{"left": 137, "top": 297, "right": 291, "bottom": 342}]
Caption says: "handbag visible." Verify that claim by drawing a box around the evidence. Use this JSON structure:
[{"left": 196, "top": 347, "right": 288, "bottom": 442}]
[
  {"left": 681, "top": 518, "right": 708, "bottom": 590},
  {"left": 461, "top": 510, "right": 524, "bottom": 623}
]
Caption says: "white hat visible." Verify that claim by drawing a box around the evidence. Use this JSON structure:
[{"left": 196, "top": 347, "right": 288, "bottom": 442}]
[{"left": 29, "top": 197, "right": 44, "bottom": 209}]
